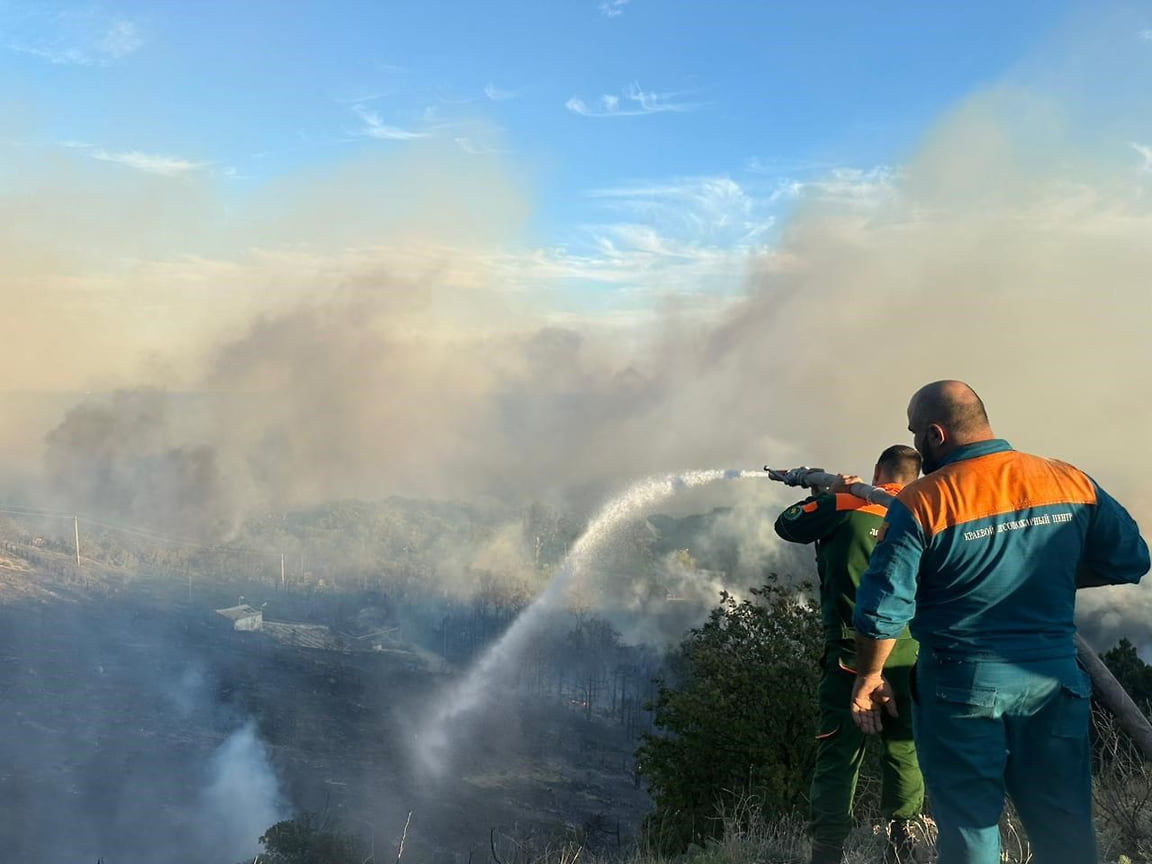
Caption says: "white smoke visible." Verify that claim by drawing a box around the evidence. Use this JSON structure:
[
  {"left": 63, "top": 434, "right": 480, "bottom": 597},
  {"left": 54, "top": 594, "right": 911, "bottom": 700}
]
[{"left": 197, "top": 722, "right": 286, "bottom": 860}]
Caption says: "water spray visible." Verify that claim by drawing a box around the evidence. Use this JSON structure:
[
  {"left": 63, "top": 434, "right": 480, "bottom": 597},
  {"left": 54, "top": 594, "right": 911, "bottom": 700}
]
[
  {"left": 767, "top": 464, "right": 1152, "bottom": 760},
  {"left": 413, "top": 468, "right": 768, "bottom": 780}
]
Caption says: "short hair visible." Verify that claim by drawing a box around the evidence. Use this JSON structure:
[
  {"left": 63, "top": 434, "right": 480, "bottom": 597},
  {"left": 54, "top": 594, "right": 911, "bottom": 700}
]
[
  {"left": 876, "top": 445, "right": 922, "bottom": 483},
  {"left": 912, "top": 381, "right": 991, "bottom": 438}
]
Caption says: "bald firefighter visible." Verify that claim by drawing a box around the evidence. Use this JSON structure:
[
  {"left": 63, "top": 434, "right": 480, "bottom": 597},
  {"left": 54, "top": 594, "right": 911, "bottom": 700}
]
[
  {"left": 775, "top": 445, "right": 925, "bottom": 864},
  {"left": 851, "top": 380, "right": 1150, "bottom": 864}
]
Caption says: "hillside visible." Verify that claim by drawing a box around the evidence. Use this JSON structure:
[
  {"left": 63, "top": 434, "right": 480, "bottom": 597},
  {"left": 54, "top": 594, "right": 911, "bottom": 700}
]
[{"left": 0, "top": 539, "right": 655, "bottom": 862}]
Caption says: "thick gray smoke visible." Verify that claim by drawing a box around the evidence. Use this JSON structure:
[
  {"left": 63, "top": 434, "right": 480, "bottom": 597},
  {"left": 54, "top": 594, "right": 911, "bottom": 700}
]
[
  {"left": 43, "top": 390, "right": 233, "bottom": 539},
  {"left": 5, "top": 11, "right": 1152, "bottom": 632}
]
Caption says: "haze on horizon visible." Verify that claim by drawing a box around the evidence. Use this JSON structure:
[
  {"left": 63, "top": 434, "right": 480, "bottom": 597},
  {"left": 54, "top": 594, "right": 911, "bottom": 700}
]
[{"left": 0, "top": 2, "right": 1150, "bottom": 635}]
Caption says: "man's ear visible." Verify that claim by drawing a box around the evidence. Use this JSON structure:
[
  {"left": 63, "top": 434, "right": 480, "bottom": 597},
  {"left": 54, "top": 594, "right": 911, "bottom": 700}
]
[{"left": 928, "top": 423, "right": 947, "bottom": 447}]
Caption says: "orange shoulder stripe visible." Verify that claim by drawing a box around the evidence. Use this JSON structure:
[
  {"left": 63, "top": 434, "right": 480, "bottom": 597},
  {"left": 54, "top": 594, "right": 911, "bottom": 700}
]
[
  {"left": 898, "top": 450, "right": 1096, "bottom": 537},
  {"left": 834, "top": 493, "right": 887, "bottom": 518}
]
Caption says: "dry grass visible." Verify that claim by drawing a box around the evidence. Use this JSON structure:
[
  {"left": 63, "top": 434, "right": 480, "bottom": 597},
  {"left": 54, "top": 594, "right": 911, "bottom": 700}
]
[
  {"left": 519, "top": 706, "right": 1152, "bottom": 864},
  {"left": 1094, "top": 707, "right": 1152, "bottom": 863}
]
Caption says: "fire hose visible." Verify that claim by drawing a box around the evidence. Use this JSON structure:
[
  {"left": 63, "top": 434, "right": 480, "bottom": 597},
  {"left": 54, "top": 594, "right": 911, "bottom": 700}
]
[{"left": 767, "top": 465, "right": 1152, "bottom": 760}]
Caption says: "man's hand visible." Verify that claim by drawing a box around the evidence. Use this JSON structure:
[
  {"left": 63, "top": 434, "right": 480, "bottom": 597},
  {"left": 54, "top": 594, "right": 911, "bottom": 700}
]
[
  {"left": 830, "top": 474, "right": 864, "bottom": 494},
  {"left": 850, "top": 672, "right": 897, "bottom": 734}
]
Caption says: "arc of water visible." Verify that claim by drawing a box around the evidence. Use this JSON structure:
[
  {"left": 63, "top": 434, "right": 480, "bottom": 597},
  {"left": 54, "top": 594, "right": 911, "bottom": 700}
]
[{"left": 414, "top": 469, "right": 769, "bottom": 779}]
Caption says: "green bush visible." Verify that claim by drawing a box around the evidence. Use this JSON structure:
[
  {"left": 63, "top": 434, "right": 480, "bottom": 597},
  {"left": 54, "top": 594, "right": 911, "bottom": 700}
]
[
  {"left": 635, "top": 580, "right": 822, "bottom": 852},
  {"left": 251, "top": 812, "right": 368, "bottom": 864},
  {"left": 1102, "top": 638, "right": 1152, "bottom": 714}
]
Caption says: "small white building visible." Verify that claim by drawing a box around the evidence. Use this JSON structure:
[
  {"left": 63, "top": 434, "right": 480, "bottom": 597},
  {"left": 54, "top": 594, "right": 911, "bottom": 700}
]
[{"left": 215, "top": 604, "right": 263, "bottom": 632}]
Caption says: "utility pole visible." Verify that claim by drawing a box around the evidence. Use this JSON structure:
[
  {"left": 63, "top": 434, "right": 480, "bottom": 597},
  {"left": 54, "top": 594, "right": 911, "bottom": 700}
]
[
  {"left": 73, "top": 516, "right": 80, "bottom": 566},
  {"left": 280, "top": 553, "right": 285, "bottom": 591}
]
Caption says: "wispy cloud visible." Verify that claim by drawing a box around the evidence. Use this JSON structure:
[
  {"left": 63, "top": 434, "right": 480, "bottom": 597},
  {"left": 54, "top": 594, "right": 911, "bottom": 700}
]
[
  {"left": 454, "top": 137, "right": 507, "bottom": 156},
  {"left": 484, "top": 83, "right": 517, "bottom": 102},
  {"left": 776, "top": 166, "right": 897, "bottom": 205},
  {"left": 586, "top": 175, "right": 776, "bottom": 250},
  {"left": 91, "top": 150, "right": 208, "bottom": 176},
  {"left": 335, "top": 92, "right": 384, "bottom": 106},
  {"left": 56, "top": 139, "right": 210, "bottom": 176},
  {"left": 566, "top": 82, "right": 701, "bottom": 118},
  {"left": 380, "top": 175, "right": 788, "bottom": 305},
  {"left": 1133, "top": 142, "right": 1152, "bottom": 172},
  {"left": 471, "top": 234, "right": 761, "bottom": 311},
  {"left": 351, "top": 103, "right": 430, "bottom": 141},
  {"left": 6, "top": 6, "right": 143, "bottom": 66},
  {"left": 98, "top": 18, "right": 142, "bottom": 59},
  {"left": 742, "top": 159, "right": 898, "bottom": 210},
  {"left": 1138, "top": 28, "right": 1152, "bottom": 41},
  {"left": 744, "top": 155, "right": 838, "bottom": 178},
  {"left": 552, "top": 167, "right": 897, "bottom": 295},
  {"left": 599, "top": 0, "right": 630, "bottom": 17}
]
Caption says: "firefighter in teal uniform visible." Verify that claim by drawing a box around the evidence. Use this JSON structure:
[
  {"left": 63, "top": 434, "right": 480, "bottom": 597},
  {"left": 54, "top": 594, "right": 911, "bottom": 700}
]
[
  {"left": 775, "top": 445, "right": 926, "bottom": 864},
  {"left": 851, "top": 381, "right": 1150, "bottom": 864}
]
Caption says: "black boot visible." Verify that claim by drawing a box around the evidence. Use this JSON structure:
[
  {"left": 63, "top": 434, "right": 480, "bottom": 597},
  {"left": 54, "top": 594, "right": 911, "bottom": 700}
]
[{"left": 885, "top": 819, "right": 929, "bottom": 864}]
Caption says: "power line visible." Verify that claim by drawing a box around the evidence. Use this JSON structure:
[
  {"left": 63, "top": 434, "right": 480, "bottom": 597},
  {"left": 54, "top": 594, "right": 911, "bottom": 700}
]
[{"left": 0, "top": 505, "right": 74, "bottom": 520}]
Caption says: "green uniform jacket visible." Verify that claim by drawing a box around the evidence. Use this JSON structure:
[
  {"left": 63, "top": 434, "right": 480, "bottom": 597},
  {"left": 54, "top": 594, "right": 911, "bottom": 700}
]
[
  {"left": 776, "top": 484, "right": 925, "bottom": 850},
  {"left": 774, "top": 484, "right": 914, "bottom": 653}
]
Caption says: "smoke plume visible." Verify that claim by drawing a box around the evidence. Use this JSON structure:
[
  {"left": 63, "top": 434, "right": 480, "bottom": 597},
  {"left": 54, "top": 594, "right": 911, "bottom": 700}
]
[
  {"left": 2, "top": 10, "right": 1151, "bottom": 637},
  {"left": 198, "top": 722, "right": 286, "bottom": 860}
]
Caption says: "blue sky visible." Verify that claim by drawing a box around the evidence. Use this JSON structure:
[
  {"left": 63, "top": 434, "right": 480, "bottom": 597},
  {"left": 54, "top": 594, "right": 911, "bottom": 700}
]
[
  {"left": 6, "top": 0, "right": 1149, "bottom": 321},
  {"left": 2, "top": 2, "right": 1071, "bottom": 192}
]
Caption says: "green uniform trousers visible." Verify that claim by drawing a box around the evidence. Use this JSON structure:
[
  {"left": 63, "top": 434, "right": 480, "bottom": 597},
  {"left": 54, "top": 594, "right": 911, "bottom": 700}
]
[
  {"left": 810, "top": 639, "right": 924, "bottom": 854},
  {"left": 913, "top": 653, "right": 1096, "bottom": 864}
]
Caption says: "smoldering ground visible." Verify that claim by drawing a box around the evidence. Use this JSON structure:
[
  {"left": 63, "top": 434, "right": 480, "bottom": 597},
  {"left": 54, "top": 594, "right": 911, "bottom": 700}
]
[{"left": 0, "top": 598, "right": 287, "bottom": 861}]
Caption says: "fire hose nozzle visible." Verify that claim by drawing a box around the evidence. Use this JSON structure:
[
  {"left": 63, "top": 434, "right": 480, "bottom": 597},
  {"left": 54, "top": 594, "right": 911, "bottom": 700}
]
[{"left": 765, "top": 466, "right": 824, "bottom": 487}]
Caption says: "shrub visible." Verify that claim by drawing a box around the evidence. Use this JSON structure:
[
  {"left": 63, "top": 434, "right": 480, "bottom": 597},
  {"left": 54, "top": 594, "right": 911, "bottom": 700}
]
[{"left": 635, "top": 580, "right": 822, "bottom": 852}]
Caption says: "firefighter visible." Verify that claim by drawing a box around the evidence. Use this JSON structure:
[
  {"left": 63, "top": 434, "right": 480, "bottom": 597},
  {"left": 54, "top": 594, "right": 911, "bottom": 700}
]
[
  {"left": 775, "top": 445, "right": 926, "bottom": 864},
  {"left": 852, "top": 380, "right": 1150, "bottom": 864}
]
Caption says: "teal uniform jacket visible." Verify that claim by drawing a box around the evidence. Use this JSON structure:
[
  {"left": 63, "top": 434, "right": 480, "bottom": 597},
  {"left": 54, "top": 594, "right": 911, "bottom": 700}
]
[
  {"left": 852, "top": 439, "right": 1150, "bottom": 864},
  {"left": 854, "top": 439, "right": 1149, "bottom": 660}
]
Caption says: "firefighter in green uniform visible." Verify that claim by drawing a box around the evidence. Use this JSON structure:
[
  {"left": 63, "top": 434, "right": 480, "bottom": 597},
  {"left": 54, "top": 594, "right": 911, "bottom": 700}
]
[{"left": 774, "top": 445, "right": 925, "bottom": 864}]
